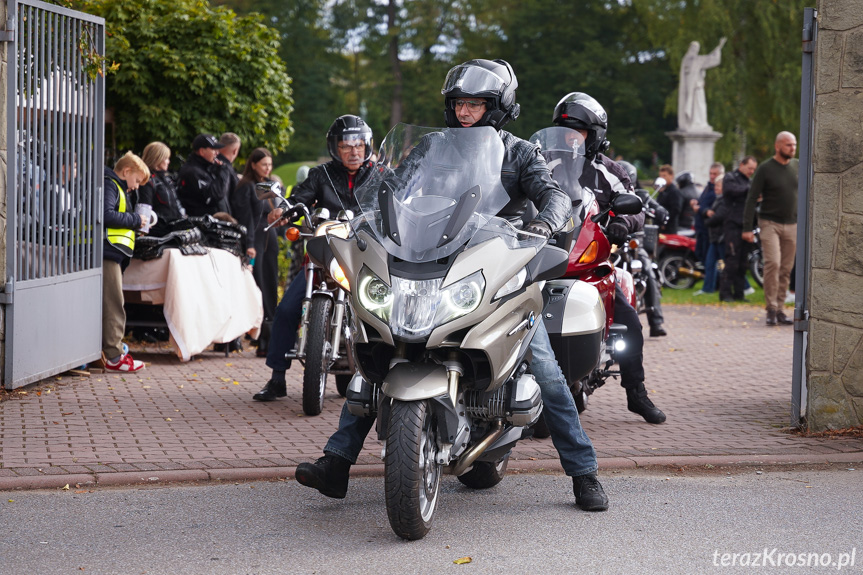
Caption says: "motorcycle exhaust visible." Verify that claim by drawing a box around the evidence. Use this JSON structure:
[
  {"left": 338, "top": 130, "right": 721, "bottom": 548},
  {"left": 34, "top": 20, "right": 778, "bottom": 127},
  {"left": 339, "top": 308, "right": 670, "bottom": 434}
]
[{"left": 449, "top": 419, "right": 505, "bottom": 476}]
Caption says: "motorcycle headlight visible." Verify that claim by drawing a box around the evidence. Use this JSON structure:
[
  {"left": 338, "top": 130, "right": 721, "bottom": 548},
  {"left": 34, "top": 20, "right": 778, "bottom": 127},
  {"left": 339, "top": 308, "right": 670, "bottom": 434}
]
[
  {"left": 358, "top": 268, "right": 485, "bottom": 340},
  {"left": 437, "top": 271, "right": 485, "bottom": 325},
  {"left": 358, "top": 267, "right": 393, "bottom": 321},
  {"left": 493, "top": 267, "right": 527, "bottom": 300}
]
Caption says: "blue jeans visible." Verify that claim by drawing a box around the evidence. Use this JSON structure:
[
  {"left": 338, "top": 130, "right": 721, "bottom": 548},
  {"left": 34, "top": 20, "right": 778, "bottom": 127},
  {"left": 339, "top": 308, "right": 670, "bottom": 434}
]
[
  {"left": 266, "top": 266, "right": 307, "bottom": 372},
  {"left": 324, "top": 320, "right": 598, "bottom": 477},
  {"left": 702, "top": 242, "right": 725, "bottom": 293}
]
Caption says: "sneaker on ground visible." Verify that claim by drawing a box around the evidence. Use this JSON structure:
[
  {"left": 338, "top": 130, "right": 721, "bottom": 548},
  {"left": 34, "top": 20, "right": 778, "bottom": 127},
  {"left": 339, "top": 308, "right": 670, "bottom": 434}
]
[
  {"left": 744, "top": 287, "right": 756, "bottom": 296},
  {"left": 104, "top": 353, "right": 145, "bottom": 372}
]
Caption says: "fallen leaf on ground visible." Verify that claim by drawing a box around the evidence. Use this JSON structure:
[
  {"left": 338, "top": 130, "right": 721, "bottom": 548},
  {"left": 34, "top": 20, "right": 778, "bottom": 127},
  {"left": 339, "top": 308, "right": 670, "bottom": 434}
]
[
  {"left": 454, "top": 557, "right": 472, "bottom": 565},
  {"left": 62, "top": 484, "right": 70, "bottom": 490}
]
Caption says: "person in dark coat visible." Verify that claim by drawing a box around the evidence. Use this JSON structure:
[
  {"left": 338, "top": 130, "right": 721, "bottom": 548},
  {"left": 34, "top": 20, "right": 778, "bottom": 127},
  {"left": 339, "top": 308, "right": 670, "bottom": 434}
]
[
  {"left": 138, "top": 142, "right": 185, "bottom": 237},
  {"left": 231, "top": 147, "right": 280, "bottom": 357},
  {"left": 177, "top": 134, "right": 230, "bottom": 217},
  {"left": 217, "top": 132, "right": 242, "bottom": 214},
  {"left": 699, "top": 177, "right": 727, "bottom": 294},
  {"left": 656, "top": 164, "right": 683, "bottom": 234},
  {"left": 719, "top": 156, "right": 758, "bottom": 302}
]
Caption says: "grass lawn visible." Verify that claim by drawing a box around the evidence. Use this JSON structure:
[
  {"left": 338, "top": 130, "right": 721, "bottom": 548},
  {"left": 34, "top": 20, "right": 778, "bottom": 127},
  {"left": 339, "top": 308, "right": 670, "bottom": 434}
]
[
  {"left": 274, "top": 161, "right": 317, "bottom": 189},
  {"left": 660, "top": 273, "right": 794, "bottom": 308}
]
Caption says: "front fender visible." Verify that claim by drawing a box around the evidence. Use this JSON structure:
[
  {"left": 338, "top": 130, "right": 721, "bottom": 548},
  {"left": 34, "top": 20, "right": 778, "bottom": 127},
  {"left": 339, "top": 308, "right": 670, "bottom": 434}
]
[{"left": 382, "top": 363, "right": 449, "bottom": 401}]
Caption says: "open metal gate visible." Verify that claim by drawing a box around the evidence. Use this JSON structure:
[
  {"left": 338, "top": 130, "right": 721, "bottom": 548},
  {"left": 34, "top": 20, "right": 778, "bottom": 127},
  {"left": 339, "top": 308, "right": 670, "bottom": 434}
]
[{"left": 3, "top": 0, "right": 105, "bottom": 389}]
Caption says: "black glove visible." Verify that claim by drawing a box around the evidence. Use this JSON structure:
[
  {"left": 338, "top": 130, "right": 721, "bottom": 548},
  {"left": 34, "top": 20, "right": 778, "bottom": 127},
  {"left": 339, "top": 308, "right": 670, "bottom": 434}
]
[
  {"left": 524, "top": 219, "right": 552, "bottom": 239},
  {"left": 605, "top": 218, "right": 629, "bottom": 245}
]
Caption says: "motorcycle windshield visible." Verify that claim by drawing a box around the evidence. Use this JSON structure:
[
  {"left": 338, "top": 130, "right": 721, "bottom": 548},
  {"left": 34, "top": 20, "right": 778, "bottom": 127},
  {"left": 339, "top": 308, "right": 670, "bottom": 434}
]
[
  {"left": 528, "top": 127, "right": 588, "bottom": 205},
  {"left": 353, "top": 123, "right": 520, "bottom": 262}
]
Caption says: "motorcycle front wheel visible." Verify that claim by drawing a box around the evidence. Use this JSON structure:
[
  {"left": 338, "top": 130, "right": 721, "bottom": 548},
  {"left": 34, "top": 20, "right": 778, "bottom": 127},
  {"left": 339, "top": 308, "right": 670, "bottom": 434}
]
[
  {"left": 385, "top": 399, "right": 441, "bottom": 541},
  {"left": 301, "top": 295, "right": 333, "bottom": 416},
  {"left": 659, "top": 254, "right": 697, "bottom": 290}
]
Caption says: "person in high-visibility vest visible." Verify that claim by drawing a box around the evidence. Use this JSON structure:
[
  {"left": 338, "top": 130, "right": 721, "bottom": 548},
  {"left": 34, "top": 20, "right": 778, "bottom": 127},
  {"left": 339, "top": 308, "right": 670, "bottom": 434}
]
[{"left": 103, "top": 151, "right": 150, "bottom": 372}]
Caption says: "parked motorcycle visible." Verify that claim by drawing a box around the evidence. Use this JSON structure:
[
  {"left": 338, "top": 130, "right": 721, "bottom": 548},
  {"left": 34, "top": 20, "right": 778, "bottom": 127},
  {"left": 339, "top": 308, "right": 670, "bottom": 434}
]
[
  {"left": 256, "top": 184, "right": 357, "bottom": 416},
  {"left": 305, "top": 124, "right": 612, "bottom": 540},
  {"left": 657, "top": 230, "right": 702, "bottom": 290},
  {"left": 748, "top": 226, "right": 764, "bottom": 287}
]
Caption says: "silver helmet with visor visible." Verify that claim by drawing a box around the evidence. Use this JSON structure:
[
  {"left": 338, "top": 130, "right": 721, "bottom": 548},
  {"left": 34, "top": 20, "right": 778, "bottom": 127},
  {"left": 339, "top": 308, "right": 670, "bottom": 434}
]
[{"left": 441, "top": 59, "right": 521, "bottom": 130}]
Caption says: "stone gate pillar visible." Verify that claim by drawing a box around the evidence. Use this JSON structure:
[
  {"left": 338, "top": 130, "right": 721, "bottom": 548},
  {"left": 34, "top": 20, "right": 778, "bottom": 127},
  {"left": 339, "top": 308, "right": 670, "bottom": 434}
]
[{"left": 806, "top": 0, "right": 863, "bottom": 429}]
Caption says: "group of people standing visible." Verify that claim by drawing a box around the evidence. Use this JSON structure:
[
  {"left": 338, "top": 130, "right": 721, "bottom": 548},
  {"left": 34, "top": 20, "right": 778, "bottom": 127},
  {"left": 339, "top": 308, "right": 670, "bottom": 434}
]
[
  {"left": 654, "top": 132, "right": 799, "bottom": 326},
  {"left": 100, "top": 132, "right": 289, "bottom": 373}
]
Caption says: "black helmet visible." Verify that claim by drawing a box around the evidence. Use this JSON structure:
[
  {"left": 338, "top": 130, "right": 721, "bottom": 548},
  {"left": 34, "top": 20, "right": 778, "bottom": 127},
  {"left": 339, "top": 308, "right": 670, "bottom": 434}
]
[
  {"left": 441, "top": 59, "right": 521, "bottom": 130},
  {"left": 676, "top": 171, "right": 694, "bottom": 188},
  {"left": 552, "top": 92, "right": 609, "bottom": 160},
  {"left": 326, "top": 115, "right": 373, "bottom": 165},
  {"left": 617, "top": 160, "right": 638, "bottom": 189}
]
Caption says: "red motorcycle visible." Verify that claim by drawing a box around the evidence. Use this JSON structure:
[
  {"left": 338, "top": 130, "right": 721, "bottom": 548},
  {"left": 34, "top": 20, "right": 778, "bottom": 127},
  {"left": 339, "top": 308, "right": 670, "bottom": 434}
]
[
  {"left": 656, "top": 230, "right": 702, "bottom": 290},
  {"left": 530, "top": 127, "right": 640, "bottom": 418}
]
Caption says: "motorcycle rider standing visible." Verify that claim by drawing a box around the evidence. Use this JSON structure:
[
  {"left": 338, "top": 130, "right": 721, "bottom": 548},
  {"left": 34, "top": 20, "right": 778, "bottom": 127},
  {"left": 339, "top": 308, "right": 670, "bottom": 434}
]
[
  {"left": 251, "top": 115, "right": 375, "bottom": 401},
  {"left": 295, "top": 59, "right": 609, "bottom": 512},
  {"left": 618, "top": 160, "right": 668, "bottom": 338},
  {"left": 552, "top": 92, "right": 667, "bottom": 424}
]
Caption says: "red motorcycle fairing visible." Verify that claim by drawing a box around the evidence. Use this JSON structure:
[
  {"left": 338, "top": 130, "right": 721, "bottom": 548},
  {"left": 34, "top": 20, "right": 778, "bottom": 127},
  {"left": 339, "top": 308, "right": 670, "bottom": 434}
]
[
  {"left": 657, "top": 232, "right": 697, "bottom": 251},
  {"left": 562, "top": 197, "right": 616, "bottom": 331}
]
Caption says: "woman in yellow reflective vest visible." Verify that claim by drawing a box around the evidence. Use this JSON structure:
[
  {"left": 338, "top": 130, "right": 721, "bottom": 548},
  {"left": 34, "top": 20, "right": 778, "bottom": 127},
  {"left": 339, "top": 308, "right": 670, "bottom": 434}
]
[{"left": 103, "top": 151, "right": 150, "bottom": 373}]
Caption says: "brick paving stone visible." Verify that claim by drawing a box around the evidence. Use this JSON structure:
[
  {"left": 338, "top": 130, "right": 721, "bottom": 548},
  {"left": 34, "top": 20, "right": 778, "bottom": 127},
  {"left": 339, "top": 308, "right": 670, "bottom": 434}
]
[{"left": 1, "top": 305, "right": 862, "bottom": 487}]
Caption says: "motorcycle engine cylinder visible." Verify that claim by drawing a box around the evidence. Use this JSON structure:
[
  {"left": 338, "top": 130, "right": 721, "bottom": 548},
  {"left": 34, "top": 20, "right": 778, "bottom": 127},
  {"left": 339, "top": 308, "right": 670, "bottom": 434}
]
[{"left": 463, "top": 373, "right": 542, "bottom": 427}]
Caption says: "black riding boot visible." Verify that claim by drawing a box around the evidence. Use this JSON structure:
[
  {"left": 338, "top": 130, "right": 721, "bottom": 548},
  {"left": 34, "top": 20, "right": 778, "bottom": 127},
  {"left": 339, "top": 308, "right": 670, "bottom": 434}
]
[
  {"left": 626, "top": 383, "right": 667, "bottom": 424},
  {"left": 252, "top": 375, "right": 287, "bottom": 402},
  {"left": 295, "top": 453, "right": 352, "bottom": 499}
]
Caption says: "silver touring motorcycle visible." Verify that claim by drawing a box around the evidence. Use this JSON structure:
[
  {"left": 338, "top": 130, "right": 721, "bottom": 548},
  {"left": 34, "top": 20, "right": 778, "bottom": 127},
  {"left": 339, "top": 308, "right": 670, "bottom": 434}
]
[{"left": 305, "top": 123, "right": 600, "bottom": 540}]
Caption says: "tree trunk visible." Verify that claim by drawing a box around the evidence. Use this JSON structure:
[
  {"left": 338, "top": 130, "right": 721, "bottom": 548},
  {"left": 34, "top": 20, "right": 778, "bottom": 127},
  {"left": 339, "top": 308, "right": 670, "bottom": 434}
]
[{"left": 387, "top": 0, "right": 403, "bottom": 128}]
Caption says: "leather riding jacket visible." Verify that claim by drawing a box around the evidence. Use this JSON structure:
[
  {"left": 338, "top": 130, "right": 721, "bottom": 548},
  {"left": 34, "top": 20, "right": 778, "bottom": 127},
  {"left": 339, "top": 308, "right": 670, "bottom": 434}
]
[{"left": 289, "top": 160, "right": 376, "bottom": 214}]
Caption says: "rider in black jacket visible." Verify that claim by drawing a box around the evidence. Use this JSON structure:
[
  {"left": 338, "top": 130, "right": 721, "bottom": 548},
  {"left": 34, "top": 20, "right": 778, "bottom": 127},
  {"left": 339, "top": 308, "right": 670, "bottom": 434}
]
[
  {"left": 252, "top": 115, "right": 376, "bottom": 401},
  {"left": 619, "top": 160, "right": 668, "bottom": 338},
  {"left": 553, "top": 92, "right": 666, "bottom": 425}
]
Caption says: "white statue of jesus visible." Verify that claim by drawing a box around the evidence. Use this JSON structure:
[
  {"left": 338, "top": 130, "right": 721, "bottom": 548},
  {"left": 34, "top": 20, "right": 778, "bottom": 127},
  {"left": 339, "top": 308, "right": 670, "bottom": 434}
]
[{"left": 678, "top": 38, "right": 726, "bottom": 132}]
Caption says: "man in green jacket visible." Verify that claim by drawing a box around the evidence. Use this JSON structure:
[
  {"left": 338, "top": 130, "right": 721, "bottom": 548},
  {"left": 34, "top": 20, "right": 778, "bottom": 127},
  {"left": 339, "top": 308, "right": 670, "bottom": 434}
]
[{"left": 742, "top": 131, "right": 798, "bottom": 326}]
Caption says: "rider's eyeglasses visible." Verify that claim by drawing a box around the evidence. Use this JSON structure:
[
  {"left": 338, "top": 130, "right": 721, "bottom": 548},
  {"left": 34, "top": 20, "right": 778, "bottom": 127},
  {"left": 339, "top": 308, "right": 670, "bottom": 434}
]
[
  {"left": 452, "top": 99, "right": 486, "bottom": 112},
  {"left": 337, "top": 141, "right": 366, "bottom": 151}
]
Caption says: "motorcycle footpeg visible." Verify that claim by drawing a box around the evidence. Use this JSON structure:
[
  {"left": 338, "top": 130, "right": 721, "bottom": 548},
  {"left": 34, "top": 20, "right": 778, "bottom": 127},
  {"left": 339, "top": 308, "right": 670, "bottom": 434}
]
[{"left": 346, "top": 373, "right": 378, "bottom": 418}]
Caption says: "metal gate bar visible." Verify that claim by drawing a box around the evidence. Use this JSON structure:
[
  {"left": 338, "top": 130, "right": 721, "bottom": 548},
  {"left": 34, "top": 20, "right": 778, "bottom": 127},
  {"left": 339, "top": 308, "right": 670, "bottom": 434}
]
[{"left": 4, "top": 0, "right": 105, "bottom": 389}]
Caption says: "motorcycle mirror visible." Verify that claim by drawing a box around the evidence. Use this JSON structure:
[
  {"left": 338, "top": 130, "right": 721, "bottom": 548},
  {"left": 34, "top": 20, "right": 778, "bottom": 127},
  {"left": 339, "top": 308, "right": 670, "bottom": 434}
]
[
  {"left": 312, "top": 207, "right": 331, "bottom": 222},
  {"left": 337, "top": 210, "right": 354, "bottom": 222},
  {"left": 652, "top": 177, "right": 667, "bottom": 189},
  {"left": 611, "top": 193, "right": 644, "bottom": 215},
  {"left": 255, "top": 181, "right": 288, "bottom": 208}
]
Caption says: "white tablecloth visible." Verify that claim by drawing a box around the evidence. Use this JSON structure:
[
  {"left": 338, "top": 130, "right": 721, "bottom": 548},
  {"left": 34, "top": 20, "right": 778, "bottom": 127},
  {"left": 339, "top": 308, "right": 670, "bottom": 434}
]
[{"left": 123, "top": 248, "right": 263, "bottom": 361}]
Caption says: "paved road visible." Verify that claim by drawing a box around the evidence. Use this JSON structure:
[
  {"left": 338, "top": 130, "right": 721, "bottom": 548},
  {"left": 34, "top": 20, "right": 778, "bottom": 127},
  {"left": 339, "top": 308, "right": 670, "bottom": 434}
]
[
  {"left": 1, "top": 305, "right": 862, "bottom": 489},
  {"left": 1, "top": 464, "right": 861, "bottom": 574}
]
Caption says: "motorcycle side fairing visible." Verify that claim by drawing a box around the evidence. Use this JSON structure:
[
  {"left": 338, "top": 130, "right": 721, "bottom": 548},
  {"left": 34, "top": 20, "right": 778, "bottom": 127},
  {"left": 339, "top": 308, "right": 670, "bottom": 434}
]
[{"left": 543, "top": 280, "right": 606, "bottom": 385}]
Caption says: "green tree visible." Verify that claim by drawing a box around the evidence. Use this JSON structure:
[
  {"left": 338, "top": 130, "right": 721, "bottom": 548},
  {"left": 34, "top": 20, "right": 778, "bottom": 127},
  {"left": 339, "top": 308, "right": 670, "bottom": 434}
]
[
  {"left": 463, "top": 0, "right": 676, "bottom": 169},
  {"left": 214, "top": 0, "right": 347, "bottom": 162},
  {"left": 633, "top": 0, "right": 806, "bottom": 162},
  {"left": 70, "top": 0, "right": 294, "bottom": 161}
]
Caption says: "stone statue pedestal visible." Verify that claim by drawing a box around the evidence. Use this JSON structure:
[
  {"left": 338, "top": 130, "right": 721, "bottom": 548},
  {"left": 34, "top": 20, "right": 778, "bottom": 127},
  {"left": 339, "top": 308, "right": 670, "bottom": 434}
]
[{"left": 667, "top": 130, "right": 722, "bottom": 187}]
